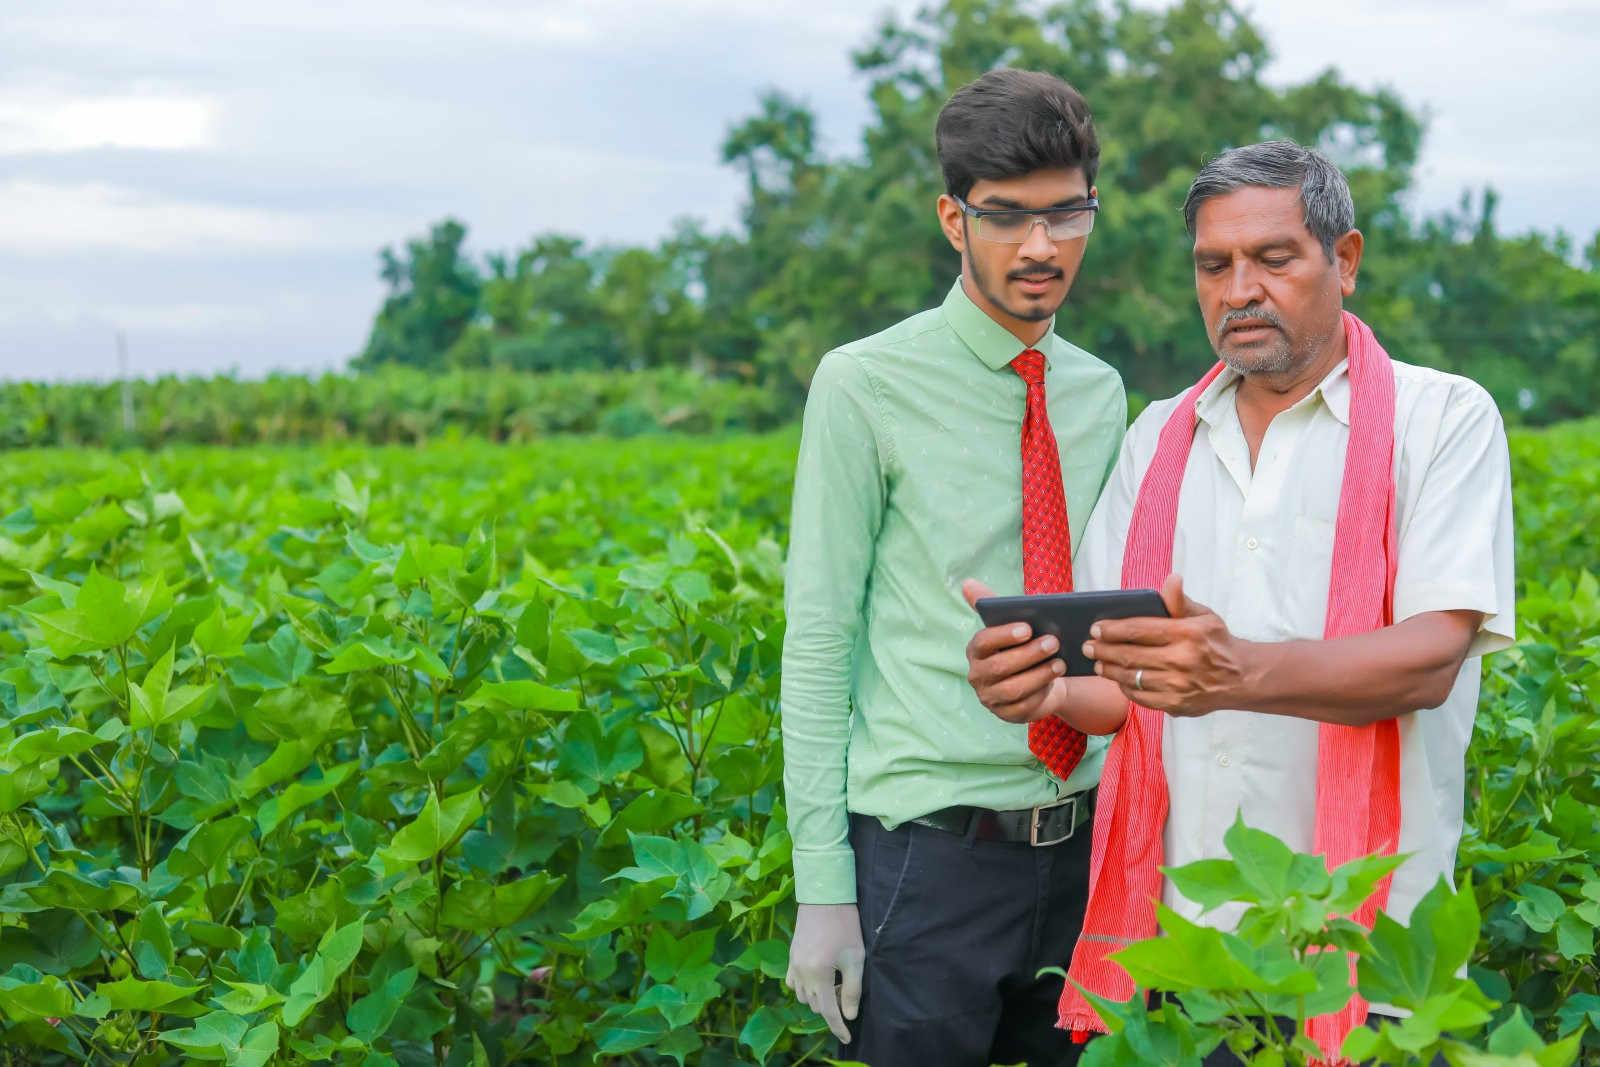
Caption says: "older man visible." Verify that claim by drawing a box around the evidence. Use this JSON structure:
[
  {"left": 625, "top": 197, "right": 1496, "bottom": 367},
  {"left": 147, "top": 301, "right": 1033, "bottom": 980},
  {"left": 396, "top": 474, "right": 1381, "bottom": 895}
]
[{"left": 964, "top": 140, "right": 1515, "bottom": 1063}]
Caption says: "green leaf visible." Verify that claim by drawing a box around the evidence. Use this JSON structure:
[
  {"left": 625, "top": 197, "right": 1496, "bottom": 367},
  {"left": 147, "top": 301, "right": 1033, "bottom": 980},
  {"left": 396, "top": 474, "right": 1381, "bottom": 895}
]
[
  {"left": 460, "top": 678, "right": 580, "bottom": 713},
  {"left": 168, "top": 815, "right": 255, "bottom": 879},
  {"left": 1514, "top": 884, "right": 1566, "bottom": 933},
  {"left": 566, "top": 628, "right": 620, "bottom": 665},
  {"left": 321, "top": 636, "right": 449, "bottom": 681},
  {"left": 282, "top": 915, "right": 366, "bottom": 1027},
  {"left": 440, "top": 872, "right": 563, "bottom": 929},
  {"left": 346, "top": 965, "right": 417, "bottom": 1042},
  {"left": 136, "top": 902, "right": 176, "bottom": 973},
  {"left": 1556, "top": 910, "right": 1594, "bottom": 960},
  {"left": 129, "top": 645, "right": 212, "bottom": 729},
  {"left": 598, "top": 789, "right": 703, "bottom": 847},
  {"left": 255, "top": 763, "right": 357, "bottom": 836},
  {"left": 332, "top": 470, "right": 370, "bottom": 522},
  {"left": 739, "top": 1004, "right": 788, "bottom": 1063},
  {"left": 26, "top": 568, "right": 171, "bottom": 656},
  {"left": 609, "top": 833, "right": 734, "bottom": 920},
  {"left": 158, "top": 1009, "right": 248, "bottom": 1058},
  {"left": 376, "top": 789, "right": 483, "bottom": 876},
  {"left": 230, "top": 625, "right": 313, "bottom": 691},
  {"left": 192, "top": 602, "right": 254, "bottom": 659},
  {"left": 1358, "top": 877, "right": 1480, "bottom": 1009},
  {"left": 558, "top": 713, "right": 643, "bottom": 790},
  {"left": 98, "top": 975, "right": 200, "bottom": 1010},
  {"left": 24, "top": 869, "right": 142, "bottom": 913},
  {"left": 1221, "top": 814, "right": 1295, "bottom": 904},
  {"left": 0, "top": 968, "right": 75, "bottom": 1021},
  {"left": 3, "top": 725, "right": 109, "bottom": 765}
]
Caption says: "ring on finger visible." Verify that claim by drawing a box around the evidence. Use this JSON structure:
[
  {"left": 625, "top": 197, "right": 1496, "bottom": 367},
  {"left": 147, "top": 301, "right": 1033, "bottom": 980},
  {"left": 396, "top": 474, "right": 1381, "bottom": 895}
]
[{"left": 1134, "top": 668, "right": 1144, "bottom": 691}]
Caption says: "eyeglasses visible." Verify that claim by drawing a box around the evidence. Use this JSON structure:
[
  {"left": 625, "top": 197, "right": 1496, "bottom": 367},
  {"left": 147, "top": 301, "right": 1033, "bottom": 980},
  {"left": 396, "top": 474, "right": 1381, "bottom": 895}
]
[{"left": 954, "top": 195, "right": 1099, "bottom": 243}]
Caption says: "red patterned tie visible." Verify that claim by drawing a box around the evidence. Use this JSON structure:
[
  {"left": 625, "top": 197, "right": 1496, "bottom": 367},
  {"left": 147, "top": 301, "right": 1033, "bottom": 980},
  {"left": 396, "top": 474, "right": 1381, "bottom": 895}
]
[{"left": 1010, "top": 348, "right": 1087, "bottom": 779}]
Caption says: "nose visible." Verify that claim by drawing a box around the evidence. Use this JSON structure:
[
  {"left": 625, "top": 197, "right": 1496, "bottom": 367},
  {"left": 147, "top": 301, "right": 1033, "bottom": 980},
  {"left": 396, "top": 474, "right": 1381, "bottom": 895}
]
[
  {"left": 1222, "top": 258, "right": 1264, "bottom": 308},
  {"left": 1018, "top": 217, "right": 1058, "bottom": 260}
]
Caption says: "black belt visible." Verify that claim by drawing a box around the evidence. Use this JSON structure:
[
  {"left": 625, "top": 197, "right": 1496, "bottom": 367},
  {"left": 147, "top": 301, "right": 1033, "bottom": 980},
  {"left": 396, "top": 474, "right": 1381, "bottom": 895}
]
[{"left": 910, "top": 788, "right": 1094, "bottom": 847}]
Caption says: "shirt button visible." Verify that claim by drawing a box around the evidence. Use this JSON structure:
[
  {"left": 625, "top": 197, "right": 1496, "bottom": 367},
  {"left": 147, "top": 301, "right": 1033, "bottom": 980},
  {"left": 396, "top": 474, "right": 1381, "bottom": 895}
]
[
  {"left": 1217, "top": 752, "right": 1232, "bottom": 768},
  {"left": 1245, "top": 537, "right": 1259, "bottom": 551}
]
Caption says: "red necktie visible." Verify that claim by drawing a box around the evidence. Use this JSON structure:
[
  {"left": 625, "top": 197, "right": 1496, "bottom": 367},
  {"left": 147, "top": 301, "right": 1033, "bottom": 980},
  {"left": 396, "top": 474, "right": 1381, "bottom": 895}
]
[{"left": 1010, "top": 348, "right": 1086, "bottom": 779}]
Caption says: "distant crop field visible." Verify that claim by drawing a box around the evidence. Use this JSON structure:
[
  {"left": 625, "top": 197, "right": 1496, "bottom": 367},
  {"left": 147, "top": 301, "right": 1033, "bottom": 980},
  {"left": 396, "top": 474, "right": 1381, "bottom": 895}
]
[{"left": 0, "top": 422, "right": 1594, "bottom": 1064}]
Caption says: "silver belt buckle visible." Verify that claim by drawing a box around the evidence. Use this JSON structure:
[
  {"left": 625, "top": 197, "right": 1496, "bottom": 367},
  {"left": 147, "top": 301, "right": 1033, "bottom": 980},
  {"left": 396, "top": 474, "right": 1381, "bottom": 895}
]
[{"left": 1029, "top": 794, "right": 1077, "bottom": 847}]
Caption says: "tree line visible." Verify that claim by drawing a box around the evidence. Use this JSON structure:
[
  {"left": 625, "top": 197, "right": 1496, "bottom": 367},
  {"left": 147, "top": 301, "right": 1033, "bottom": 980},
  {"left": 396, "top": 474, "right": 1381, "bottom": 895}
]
[{"left": 354, "top": 0, "right": 1600, "bottom": 425}]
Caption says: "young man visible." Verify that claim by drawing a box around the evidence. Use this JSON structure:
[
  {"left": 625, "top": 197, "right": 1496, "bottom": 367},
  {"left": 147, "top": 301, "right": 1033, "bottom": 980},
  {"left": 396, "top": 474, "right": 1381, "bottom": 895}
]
[
  {"left": 780, "top": 69, "right": 1126, "bottom": 1065},
  {"left": 964, "top": 141, "right": 1515, "bottom": 1064}
]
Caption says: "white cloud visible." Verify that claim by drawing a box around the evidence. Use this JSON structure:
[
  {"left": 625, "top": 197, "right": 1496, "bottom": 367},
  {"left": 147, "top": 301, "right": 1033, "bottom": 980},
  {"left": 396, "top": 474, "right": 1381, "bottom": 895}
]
[
  {"left": 0, "top": 180, "right": 370, "bottom": 253},
  {"left": 0, "top": 92, "right": 219, "bottom": 154}
]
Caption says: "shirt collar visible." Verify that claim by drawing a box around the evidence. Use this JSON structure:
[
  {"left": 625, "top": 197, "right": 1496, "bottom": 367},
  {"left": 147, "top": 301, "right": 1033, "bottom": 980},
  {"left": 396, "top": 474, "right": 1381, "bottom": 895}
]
[
  {"left": 1192, "top": 357, "right": 1353, "bottom": 428},
  {"left": 941, "top": 278, "right": 1055, "bottom": 372}
]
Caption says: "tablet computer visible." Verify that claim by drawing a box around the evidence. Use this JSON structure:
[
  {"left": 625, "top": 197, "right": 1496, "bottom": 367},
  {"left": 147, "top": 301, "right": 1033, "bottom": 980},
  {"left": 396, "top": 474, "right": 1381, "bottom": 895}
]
[{"left": 974, "top": 589, "right": 1169, "bottom": 676}]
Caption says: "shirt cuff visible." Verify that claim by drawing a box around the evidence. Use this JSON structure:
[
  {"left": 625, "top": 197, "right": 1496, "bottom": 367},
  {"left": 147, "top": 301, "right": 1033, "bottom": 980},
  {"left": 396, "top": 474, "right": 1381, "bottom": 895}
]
[{"left": 793, "top": 845, "right": 858, "bottom": 905}]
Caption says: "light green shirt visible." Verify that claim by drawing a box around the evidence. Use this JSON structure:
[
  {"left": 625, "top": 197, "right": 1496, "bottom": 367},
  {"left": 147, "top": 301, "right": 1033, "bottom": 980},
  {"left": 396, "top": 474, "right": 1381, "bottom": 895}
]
[{"left": 780, "top": 279, "right": 1127, "bottom": 905}]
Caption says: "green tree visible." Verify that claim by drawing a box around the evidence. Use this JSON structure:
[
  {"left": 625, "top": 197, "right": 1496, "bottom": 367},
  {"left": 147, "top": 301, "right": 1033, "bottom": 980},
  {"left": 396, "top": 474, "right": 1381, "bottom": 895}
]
[
  {"left": 350, "top": 0, "right": 1598, "bottom": 427},
  {"left": 354, "top": 219, "right": 482, "bottom": 370}
]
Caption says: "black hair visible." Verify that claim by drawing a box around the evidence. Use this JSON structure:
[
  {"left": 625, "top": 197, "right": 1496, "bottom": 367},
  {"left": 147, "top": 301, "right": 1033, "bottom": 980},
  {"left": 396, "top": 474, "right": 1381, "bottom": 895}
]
[{"left": 935, "top": 68, "right": 1100, "bottom": 200}]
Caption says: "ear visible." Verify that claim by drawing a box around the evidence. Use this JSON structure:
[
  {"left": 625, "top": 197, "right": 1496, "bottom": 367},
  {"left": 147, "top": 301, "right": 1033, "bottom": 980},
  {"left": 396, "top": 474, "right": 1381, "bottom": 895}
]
[
  {"left": 937, "top": 194, "right": 967, "bottom": 255},
  {"left": 1334, "top": 228, "right": 1363, "bottom": 297}
]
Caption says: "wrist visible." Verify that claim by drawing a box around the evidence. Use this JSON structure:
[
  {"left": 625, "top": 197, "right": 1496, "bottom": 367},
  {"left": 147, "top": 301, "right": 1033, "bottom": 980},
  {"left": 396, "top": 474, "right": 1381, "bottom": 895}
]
[{"left": 1228, "top": 637, "right": 1275, "bottom": 711}]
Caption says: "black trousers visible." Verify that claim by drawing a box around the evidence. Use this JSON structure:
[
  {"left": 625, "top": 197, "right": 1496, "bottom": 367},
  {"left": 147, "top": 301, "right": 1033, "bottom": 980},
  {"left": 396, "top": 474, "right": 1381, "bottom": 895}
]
[{"left": 841, "top": 810, "right": 1092, "bottom": 1067}]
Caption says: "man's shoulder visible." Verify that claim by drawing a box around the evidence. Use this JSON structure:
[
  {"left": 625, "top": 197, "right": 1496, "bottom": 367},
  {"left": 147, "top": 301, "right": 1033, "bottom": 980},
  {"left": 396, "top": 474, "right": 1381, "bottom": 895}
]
[
  {"left": 1389, "top": 359, "right": 1500, "bottom": 415},
  {"left": 832, "top": 307, "right": 950, "bottom": 361}
]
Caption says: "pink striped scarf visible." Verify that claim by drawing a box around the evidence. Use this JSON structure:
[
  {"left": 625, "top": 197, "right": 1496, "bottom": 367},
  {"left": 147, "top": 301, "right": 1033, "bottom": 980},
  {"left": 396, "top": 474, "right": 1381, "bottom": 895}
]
[{"left": 1059, "top": 311, "right": 1401, "bottom": 1065}]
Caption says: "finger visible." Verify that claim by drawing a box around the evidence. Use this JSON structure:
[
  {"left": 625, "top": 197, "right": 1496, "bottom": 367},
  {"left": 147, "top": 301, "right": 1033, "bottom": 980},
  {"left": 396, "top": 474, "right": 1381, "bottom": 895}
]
[
  {"left": 1162, "top": 573, "right": 1216, "bottom": 619},
  {"left": 1089, "top": 617, "right": 1179, "bottom": 648},
  {"left": 1160, "top": 573, "right": 1186, "bottom": 618},
  {"left": 840, "top": 958, "right": 863, "bottom": 1021},
  {"left": 968, "top": 621, "right": 1036, "bottom": 657},
  {"left": 1097, "top": 662, "right": 1174, "bottom": 699},
  {"left": 981, "top": 657, "right": 1064, "bottom": 710},
  {"left": 975, "top": 635, "right": 1062, "bottom": 684},
  {"left": 1085, "top": 639, "right": 1178, "bottom": 670},
  {"left": 961, "top": 578, "right": 996, "bottom": 611},
  {"left": 818, "top": 984, "right": 851, "bottom": 1044}
]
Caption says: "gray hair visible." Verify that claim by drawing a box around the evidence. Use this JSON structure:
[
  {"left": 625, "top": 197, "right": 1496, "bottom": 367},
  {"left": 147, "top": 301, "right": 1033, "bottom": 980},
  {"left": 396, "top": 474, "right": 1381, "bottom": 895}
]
[{"left": 1182, "top": 140, "right": 1355, "bottom": 260}]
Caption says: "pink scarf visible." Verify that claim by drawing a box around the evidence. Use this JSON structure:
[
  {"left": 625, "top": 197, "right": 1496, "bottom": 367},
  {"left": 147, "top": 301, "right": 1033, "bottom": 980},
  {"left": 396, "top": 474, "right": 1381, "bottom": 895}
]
[{"left": 1059, "top": 311, "right": 1401, "bottom": 1065}]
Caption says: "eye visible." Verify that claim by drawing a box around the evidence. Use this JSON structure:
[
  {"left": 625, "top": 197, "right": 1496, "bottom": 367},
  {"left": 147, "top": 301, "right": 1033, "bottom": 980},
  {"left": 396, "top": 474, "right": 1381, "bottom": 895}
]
[
  {"left": 1262, "top": 257, "right": 1292, "bottom": 269},
  {"left": 1197, "top": 262, "right": 1226, "bottom": 274}
]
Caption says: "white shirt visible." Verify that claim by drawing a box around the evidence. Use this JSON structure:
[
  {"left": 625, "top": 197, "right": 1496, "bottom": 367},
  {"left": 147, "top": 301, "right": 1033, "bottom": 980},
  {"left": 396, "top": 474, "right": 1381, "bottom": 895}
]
[{"left": 1076, "top": 356, "right": 1515, "bottom": 934}]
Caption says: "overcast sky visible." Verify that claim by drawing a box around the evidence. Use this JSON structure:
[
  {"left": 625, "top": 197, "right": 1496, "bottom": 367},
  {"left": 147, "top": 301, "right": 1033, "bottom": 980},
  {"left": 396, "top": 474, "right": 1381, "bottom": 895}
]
[{"left": 2, "top": 0, "right": 1596, "bottom": 384}]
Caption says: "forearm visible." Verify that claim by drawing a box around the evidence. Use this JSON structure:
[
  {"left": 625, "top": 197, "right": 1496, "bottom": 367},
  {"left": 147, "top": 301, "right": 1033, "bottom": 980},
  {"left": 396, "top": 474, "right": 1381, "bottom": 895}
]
[
  {"left": 1052, "top": 675, "right": 1130, "bottom": 734},
  {"left": 1231, "top": 610, "right": 1481, "bottom": 725}
]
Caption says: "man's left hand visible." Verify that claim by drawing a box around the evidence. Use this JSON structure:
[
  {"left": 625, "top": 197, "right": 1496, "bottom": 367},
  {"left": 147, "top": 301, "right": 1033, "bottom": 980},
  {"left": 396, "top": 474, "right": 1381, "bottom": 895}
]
[{"left": 1083, "top": 574, "right": 1254, "bottom": 716}]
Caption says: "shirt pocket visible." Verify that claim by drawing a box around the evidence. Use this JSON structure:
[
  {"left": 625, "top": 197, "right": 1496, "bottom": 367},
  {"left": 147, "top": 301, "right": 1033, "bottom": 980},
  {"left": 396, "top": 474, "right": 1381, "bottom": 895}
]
[{"left": 1281, "top": 514, "right": 1336, "bottom": 636}]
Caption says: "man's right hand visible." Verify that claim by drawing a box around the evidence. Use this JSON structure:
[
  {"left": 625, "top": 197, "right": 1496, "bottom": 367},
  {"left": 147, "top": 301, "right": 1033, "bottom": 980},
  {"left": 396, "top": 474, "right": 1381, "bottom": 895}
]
[
  {"left": 786, "top": 903, "right": 865, "bottom": 1043},
  {"left": 962, "top": 579, "right": 1067, "bottom": 723}
]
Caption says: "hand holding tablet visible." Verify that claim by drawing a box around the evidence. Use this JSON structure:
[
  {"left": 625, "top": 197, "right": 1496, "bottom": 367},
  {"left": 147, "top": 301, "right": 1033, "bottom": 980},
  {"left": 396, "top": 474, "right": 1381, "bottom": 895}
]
[{"left": 973, "top": 589, "right": 1170, "bottom": 676}]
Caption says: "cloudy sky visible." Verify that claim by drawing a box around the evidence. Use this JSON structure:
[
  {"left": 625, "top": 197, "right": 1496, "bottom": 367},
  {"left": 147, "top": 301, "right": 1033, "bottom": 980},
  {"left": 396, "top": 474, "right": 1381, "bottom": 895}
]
[{"left": 2, "top": 0, "right": 1596, "bottom": 383}]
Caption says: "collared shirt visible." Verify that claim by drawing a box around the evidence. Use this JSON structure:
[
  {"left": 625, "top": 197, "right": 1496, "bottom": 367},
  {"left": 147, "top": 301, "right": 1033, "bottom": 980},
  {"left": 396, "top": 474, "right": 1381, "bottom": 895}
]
[
  {"left": 781, "top": 279, "right": 1126, "bottom": 905},
  {"left": 1075, "top": 355, "right": 1516, "bottom": 931}
]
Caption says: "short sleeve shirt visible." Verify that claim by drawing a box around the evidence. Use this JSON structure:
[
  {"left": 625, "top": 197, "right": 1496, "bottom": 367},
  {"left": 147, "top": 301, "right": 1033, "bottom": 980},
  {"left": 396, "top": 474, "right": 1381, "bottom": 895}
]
[{"left": 1074, "top": 356, "right": 1516, "bottom": 929}]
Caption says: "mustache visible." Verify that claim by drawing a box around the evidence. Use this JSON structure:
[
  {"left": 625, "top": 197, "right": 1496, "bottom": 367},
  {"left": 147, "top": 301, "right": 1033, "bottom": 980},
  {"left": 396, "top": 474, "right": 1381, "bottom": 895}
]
[
  {"left": 1009, "top": 267, "right": 1063, "bottom": 281},
  {"left": 1217, "top": 306, "right": 1285, "bottom": 340}
]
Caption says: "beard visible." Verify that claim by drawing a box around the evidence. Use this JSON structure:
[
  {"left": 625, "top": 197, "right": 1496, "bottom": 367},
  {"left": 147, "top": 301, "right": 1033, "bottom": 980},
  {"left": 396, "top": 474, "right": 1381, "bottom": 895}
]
[
  {"left": 965, "top": 222, "right": 1067, "bottom": 323},
  {"left": 972, "top": 257, "right": 1064, "bottom": 322},
  {"left": 1210, "top": 306, "right": 1332, "bottom": 378}
]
